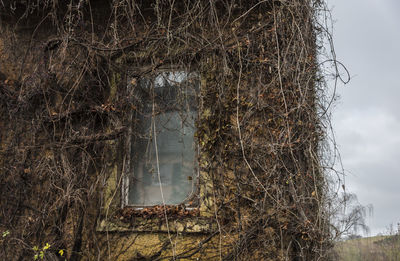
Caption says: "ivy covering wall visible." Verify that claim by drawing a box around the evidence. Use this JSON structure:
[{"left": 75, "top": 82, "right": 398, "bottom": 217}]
[{"left": 0, "top": 0, "right": 336, "bottom": 260}]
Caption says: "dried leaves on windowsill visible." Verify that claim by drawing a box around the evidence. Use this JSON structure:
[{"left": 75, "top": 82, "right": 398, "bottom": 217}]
[{"left": 118, "top": 204, "right": 200, "bottom": 223}]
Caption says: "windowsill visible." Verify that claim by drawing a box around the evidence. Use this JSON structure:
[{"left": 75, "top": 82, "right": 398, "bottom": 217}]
[{"left": 97, "top": 211, "right": 215, "bottom": 233}]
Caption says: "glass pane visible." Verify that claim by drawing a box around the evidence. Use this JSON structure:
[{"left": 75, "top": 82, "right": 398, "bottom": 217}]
[{"left": 128, "top": 71, "right": 198, "bottom": 206}]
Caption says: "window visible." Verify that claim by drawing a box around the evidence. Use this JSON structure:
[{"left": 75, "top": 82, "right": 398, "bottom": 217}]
[{"left": 123, "top": 70, "right": 199, "bottom": 207}]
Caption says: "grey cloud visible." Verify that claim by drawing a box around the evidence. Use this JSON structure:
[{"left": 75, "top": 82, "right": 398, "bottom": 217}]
[{"left": 331, "top": 0, "right": 400, "bottom": 235}]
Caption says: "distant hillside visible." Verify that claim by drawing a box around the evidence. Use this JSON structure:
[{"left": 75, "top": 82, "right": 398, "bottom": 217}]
[{"left": 335, "top": 235, "right": 400, "bottom": 261}]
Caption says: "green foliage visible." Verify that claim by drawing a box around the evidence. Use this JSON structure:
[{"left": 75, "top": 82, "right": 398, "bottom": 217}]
[
  {"left": 33, "top": 243, "right": 51, "bottom": 260},
  {"left": 2, "top": 230, "right": 9, "bottom": 238}
]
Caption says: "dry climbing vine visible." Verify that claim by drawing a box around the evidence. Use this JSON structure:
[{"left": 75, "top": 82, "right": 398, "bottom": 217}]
[{"left": 0, "top": 0, "right": 345, "bottom": 260}]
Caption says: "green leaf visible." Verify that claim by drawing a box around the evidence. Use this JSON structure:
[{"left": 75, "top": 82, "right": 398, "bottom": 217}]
[{"left": 43, "top": 243, "right": 51, "bottom": 250}]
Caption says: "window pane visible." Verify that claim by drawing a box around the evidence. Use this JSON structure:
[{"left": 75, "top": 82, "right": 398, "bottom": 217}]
[{"left": 128, "top": 71, "right": 198, "bottom": 206}]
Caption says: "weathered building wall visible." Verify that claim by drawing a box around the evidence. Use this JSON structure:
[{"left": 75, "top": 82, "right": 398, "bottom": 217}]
[{"left": 0, "top": 1, "right": 329, "bottom": 260}]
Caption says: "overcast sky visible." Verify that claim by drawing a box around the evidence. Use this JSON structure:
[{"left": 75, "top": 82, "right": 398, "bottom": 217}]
[{"left": 329, "top": 0, "right": 400, "bottom": 236}]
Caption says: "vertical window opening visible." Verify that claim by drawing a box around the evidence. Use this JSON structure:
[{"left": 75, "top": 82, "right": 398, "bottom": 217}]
[{"left": 126, "top": 71, "right": 199, "bottom": 207}]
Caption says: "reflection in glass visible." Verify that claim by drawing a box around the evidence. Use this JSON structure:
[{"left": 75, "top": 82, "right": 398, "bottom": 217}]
[{"left": 128, "top": 71, "right": 198, "bottom": 206}]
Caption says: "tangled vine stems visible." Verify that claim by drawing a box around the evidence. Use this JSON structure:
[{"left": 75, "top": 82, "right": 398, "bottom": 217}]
[{"left": 0, "top": 0, "right": 346, "bottom": 260}]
